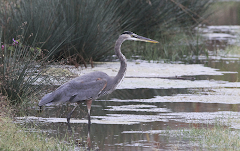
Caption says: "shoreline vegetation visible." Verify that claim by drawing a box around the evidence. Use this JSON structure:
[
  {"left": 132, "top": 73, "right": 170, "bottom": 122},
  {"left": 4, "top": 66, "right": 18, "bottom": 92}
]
[
  {"left": 0, "top": 95, "right": 75, "bottom": 150},
  {"left": 1, "top": 0, "right": 240, "bottom": 150}
]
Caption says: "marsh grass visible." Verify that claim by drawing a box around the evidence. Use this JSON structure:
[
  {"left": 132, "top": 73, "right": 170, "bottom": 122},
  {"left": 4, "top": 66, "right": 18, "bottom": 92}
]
[
  {"left": 167, "top": 122, "right": 240, "bottom": 151},
  {"left": 225, "top": 45, "right": 240, "bottom": 56},
  {"left": 0, "top": 25, "right": 51, "bottom": 105},
  {"left": 185, "top": 127, "right": 240, "bottom": 151},
  {"left": 205, "top": 1, "right": 240, "bottom": 25},
  {"left": 0, "top": 0, "right": 210, "bottom": 104},
  {"left": 0, "top": 22, "right": 68, "bottom": 106},
  {"left": 0, "top": 94, "right": 75, "bottom": 151},
  {"left": 122, "top": 30, "right": 206, "bottom": 62},
  {"left": 0, "top": 117, "right": 75, "bottom": 150},
  {"left": 1, "top": 0, "right": 210, "bottom": 62}
]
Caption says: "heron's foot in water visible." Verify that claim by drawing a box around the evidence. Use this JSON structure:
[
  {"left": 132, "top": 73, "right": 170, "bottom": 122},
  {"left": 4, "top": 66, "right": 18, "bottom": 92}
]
[
  {"left": 67, "top": 112, "right": 72, "bottom": 124},
  {"left": 66, "top": 104, "right": 79, "bottom": 123},
  {"left": 67, "top": 122, "right": 73, "bottom": 132}
]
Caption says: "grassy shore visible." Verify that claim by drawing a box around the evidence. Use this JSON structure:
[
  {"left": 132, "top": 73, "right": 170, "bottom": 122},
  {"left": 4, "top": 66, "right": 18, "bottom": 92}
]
[
  {"left": 0, "top": 95, "right": 75, "bottom": 151},
  {"left": 171, "top": 125, "right": 240, "bottom": 151}
]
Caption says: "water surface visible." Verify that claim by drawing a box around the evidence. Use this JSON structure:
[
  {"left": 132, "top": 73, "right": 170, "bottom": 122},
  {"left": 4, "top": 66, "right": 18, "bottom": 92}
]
[{"left": 16, "top": 25, "right": 240, "bottom": 150}]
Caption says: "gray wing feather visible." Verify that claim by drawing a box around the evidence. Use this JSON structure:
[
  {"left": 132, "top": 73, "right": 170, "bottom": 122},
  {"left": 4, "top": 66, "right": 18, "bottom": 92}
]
[{"left": 39, "top": 74, "right": 107, "bottom": 106}]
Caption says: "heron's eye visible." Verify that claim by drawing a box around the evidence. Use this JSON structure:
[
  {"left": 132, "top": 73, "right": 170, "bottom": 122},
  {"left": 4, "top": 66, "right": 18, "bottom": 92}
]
[{"left": 132, "top": 34, "right": 137, "bottom": 38}]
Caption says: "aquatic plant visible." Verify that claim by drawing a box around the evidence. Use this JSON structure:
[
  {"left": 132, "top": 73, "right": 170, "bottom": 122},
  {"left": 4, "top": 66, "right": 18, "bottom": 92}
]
[
  {"left": 0, "top": 24, "right": 55, "bottom": 105},
  {"left": 171, "top": 122, "right": 240, "bottom": 151},
  {"left": 122, "top": 30, "right": 206, "bottom": 62},
  {"left": 0, "top": 0, "right": 210, "bottom": 62}
]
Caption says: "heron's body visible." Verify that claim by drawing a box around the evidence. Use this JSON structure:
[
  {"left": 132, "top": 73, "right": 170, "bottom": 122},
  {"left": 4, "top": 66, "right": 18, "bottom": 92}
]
[
  {"left": 39, "top": 71, "right": 114, "bottom": 106},
  {"left": 39, "top": 31, "right": 158, "bottom": 125}
]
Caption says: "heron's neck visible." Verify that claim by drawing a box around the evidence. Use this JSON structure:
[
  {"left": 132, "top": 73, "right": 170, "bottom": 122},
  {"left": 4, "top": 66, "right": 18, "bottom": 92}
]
[{"left": 113, "top": 37, "right": 127, "bottom": 86}]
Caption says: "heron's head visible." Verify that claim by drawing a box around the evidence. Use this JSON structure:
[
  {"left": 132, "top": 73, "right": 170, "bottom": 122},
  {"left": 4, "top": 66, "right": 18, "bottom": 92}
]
[{"left": 121, "top": 31, "right": 158, "bottom": 43}]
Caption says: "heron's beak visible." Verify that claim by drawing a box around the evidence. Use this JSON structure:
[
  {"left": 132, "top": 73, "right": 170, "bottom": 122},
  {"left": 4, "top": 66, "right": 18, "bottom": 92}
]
[{"left": 136, "top": 35, "right": 159, "bottom": 43}]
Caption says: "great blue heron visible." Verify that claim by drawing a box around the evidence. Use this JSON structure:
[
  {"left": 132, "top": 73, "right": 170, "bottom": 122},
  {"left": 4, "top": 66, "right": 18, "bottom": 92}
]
[{"left": 39, "top": 31, "right": 158, "bottom": 126}]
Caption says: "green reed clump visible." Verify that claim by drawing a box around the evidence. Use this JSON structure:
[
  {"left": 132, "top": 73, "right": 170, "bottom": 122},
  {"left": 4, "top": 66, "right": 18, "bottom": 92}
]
[
  {"left": 0, "top": 0, "right": 211, "bottom": 105},
  {"left": 1, "top": 0, "right": 210, "bottom": 62},
  {"left": 122, "top": 30, "right": 206, "bottom": 62},
  {"left": 115, "top": 0, "right": 210, "bottom": 35},
  {"left": 0, "top": 24, "right": 54, "bottom": 105},
  {"left": 0, "top": 0, "right": 121, "bottom": 63}
]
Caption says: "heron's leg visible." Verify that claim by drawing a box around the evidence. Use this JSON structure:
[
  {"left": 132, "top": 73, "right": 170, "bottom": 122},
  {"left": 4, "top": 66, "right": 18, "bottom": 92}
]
[
  {"left": 39, "top": 106, "right": 43, "bottom": 113},
  {"left": 87, "top": 131, "right": 91, "bottom": 149},
  {"left": 67, "top": 103, "right": 79, "bottom": 124},
  {"left": 86, "top": 99, "right": 92, "bottom": 130}
]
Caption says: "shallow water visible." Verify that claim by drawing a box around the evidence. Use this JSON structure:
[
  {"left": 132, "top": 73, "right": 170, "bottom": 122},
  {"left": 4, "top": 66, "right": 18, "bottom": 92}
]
[
  {"left": 17, "top": 86, "right": 240, "bottom": 150},
  {"left": 17, "top": 59, "right": 240, "bottom": 150},
  {"left": 16, "top": 26, "right": 240, "bottom": 150}
]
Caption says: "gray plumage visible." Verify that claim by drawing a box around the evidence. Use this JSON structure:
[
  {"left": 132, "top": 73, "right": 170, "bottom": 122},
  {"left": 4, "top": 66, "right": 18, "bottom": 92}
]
[
  {"left": 39, "top": 71, "right": 109, "bottom": 106},
  {"left": 39, "top": 31, "right": 158, "bottom": 124}
]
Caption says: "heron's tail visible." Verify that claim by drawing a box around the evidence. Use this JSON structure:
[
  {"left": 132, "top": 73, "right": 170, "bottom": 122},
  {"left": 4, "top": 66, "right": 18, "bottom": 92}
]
[{"left": 38, "top": 93, "right": 54, "bottom": 106}]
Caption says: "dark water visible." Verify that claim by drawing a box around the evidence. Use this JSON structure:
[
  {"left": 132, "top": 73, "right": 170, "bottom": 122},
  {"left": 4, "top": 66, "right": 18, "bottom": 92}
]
[
  {"left": 22, "top": 90, "right": 240, "bottom": 150},
  {"left": 200, "top": 59, "right": 240, "bottom": 82},
  {"left": 16, "top": 23, "right": 240, "bottom": 150},
  {"left": 17, "top": 57, "right": 240, "bottom": 150}
]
